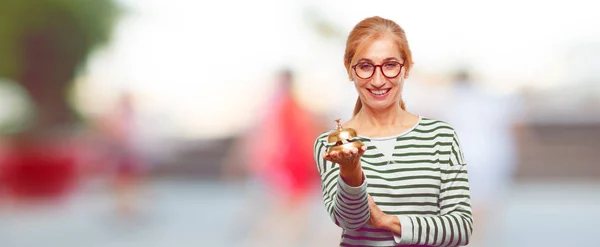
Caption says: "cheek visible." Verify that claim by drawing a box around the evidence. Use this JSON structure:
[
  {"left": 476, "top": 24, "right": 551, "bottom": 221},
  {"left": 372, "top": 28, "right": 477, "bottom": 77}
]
[
  {"left": 354, "top": 79, "right": 368, "bottom": 88},
  {"left": 391, "top": 80, "right": 405, "bottom": 95},
  {"left": 391, "top": 78, "right": 403, "bottom": 88}
]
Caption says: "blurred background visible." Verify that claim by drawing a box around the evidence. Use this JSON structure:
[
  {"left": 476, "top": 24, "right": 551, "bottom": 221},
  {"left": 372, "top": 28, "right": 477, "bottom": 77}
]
[{"left": 0, "top": 0, "right": 599, "bottom": 246}]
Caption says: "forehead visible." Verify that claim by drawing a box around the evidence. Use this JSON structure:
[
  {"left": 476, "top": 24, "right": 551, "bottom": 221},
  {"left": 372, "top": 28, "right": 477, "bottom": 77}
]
[{"left": 355, "top": 35, "right": 403, "bottom": 62}]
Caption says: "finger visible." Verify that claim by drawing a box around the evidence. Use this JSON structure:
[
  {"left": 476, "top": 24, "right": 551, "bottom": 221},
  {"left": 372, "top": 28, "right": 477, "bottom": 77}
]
[
  {"left": 359, "top": 145, "right": 367, "bottom": 154},
  {"left": 367, "top": 195, "right": 375, "bottom": 205},
  {"left": 367, "top": 195, "right": 382, "bottom": 213},
  {"left": 342, "top": 149, "right": 352, "bottom": 158},
  {"left": 330, "top": 151, "right": 339, "bottom": 159},
  {"left": 349, "top": 148, "right": 358, "bottom": 155},
  {"left": 322, "top": 152, "right": 331, "bottom": 162}
]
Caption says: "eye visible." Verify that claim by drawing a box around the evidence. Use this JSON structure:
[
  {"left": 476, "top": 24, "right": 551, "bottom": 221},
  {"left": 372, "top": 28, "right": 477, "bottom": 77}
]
[
  {"left": 383, "top": 62, "right": 400, "bottom": 70},
  {"left": 358, "top": 63, "right": 374, "bottom": 71}
]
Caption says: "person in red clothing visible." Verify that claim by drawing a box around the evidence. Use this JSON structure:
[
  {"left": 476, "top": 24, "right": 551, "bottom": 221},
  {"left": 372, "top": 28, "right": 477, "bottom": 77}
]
[
  {"left": 222, "top": 69, "right": 324, "bottom": 246},
  {"left": 254, "top": 69, "right": 321, "bottom": 201}
]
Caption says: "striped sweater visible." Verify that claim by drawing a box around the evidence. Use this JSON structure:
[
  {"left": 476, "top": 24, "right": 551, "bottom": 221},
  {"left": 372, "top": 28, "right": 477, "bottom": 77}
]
[{"left": 313, "top": 117, "right": 473, "bottom": 247}]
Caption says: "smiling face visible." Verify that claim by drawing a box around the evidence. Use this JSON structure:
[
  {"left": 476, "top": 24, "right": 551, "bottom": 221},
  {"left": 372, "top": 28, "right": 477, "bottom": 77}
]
[{"left": 350, "top": 35, "right": 406, "bottom": 112}]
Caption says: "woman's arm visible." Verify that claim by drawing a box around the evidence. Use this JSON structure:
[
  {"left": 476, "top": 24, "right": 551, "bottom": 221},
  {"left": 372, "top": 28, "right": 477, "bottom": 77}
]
[
  {"left": 371, "top": 131, "right": 473, "bottom": 246},
  {"left": 393, "top": 164, "right": 472, "bottom": 246},
  {"left": 314, "top": 136, "right": 370, "bottom": 231}
]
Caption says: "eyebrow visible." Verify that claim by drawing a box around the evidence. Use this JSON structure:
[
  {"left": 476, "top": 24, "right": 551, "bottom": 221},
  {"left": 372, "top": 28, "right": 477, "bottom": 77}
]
[{"left": 357, "top": 57, "right": 402, "bottom": 63}]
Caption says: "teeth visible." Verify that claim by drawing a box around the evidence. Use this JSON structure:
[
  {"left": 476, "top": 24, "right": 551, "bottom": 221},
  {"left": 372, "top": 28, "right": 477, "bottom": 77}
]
[{"left": 370, "top": 89, "right": 388, "bottom": 95}]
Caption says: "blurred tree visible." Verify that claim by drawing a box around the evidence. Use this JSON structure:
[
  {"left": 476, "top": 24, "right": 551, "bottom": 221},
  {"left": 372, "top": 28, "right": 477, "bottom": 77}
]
[
  {"left": 0, "top": 0, "right": 120, "bottom": 200},
  {"left": 0, "top": 0, "right": 120, "bottom": 137}
]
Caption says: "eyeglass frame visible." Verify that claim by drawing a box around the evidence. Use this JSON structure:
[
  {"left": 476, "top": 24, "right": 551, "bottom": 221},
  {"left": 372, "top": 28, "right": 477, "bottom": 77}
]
[{"left": 351, "top": 61, "right": 405, "bottom": 79}]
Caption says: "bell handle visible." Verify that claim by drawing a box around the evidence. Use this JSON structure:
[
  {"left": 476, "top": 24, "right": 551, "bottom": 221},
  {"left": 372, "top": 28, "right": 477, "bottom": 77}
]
[{"left": 335, "top": 118, "right": 342, "bottom": 131}]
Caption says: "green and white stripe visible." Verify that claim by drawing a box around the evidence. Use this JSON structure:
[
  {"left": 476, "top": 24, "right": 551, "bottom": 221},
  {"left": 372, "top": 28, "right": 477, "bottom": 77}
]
[{"left": 313, "top": 117, "right": 473, "bottom": 247}]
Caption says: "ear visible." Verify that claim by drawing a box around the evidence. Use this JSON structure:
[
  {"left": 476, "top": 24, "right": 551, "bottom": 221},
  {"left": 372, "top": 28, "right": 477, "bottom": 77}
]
[
  {"left": 347, "top": 69, "right": 355, "bottom": 82},
  {"left": 349, "top": 73, "right": 357, "bottom": 84}
]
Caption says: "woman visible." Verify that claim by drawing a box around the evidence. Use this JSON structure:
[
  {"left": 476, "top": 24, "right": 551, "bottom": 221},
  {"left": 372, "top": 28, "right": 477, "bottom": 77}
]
[{"left": 313, "top": 16, "right": 473, "bottom": 246}]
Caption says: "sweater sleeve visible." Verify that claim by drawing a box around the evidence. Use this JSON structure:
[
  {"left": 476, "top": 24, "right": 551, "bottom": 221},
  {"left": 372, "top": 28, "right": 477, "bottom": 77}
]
[
  {"left": 393, "top": 130, "right": 474, "bottom": 246},
  {"left": 314, "top": 137, "right": 370, "bottom": 231}
]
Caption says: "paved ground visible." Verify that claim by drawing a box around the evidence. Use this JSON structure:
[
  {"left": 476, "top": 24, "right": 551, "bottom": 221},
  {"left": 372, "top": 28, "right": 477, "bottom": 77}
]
[{"left": 0, "top": 179, "right": 598, "bottom": 247}]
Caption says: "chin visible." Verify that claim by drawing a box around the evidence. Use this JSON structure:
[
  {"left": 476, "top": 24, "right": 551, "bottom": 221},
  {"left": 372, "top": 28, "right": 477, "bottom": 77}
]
[{"left": 363, "top": 101, "right": 397, "bottom": 111}]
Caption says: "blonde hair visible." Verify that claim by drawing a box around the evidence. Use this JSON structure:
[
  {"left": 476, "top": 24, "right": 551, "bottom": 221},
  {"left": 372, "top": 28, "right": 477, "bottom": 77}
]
[{"left": 343, "top": 16, "right": 414, "bottom": 116}]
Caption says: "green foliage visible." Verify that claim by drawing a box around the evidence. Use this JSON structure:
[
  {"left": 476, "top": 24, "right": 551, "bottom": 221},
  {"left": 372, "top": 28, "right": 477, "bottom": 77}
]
[{"left": 0, "top": 0, "right": 120, "bottom": 80}]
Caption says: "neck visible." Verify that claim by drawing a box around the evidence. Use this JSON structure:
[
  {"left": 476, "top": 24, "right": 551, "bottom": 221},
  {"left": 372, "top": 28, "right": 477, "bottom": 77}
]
[{"left": 355, "top": 103, "right": 409, "bottom": 128}]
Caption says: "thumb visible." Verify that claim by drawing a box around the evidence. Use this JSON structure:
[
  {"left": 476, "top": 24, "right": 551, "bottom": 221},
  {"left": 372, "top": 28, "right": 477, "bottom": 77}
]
[{"left": 367, "top": 194, "right": 375, "bottom": 205}]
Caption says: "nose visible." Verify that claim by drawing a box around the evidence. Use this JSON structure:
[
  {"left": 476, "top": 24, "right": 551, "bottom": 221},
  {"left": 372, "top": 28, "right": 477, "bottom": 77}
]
[{"left": 370, "top": 68, "right": 386, "bottom": 88}]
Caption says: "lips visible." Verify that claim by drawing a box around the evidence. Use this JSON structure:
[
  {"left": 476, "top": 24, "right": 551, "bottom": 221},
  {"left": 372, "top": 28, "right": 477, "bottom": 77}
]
[{"left": 367, "top": 88, "right": 391, "bottom": 97}]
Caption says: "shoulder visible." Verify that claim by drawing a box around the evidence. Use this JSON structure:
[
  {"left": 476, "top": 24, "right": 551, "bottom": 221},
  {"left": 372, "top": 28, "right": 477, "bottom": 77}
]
[
  {"left": 417, "top": 116, "right": 459, "bottom": 135},
  {"left": 419, "top": 117, "right": 467, "bottom": 164}
]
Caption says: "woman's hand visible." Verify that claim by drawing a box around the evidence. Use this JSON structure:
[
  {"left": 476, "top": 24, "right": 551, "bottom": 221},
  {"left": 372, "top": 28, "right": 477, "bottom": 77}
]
[
  {"left": 367, "top": 195, "right": 401, "bottom": 235},
  {"left": 322, "top": 145, "right": 367, "bottom": 186},
  {"left": 322, "top": 145, "right": 367, "bottom": 167}
]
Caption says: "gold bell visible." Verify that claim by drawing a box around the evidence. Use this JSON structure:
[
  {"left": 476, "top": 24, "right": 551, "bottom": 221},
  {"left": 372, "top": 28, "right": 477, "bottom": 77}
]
[{"left": 327, "top": 118, "right": 365, "bottom": 153}]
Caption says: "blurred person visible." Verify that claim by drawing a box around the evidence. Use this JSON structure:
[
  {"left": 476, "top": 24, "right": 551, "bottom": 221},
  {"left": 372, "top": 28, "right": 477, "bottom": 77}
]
[
  {"left": 96, "top": 92, "right": 147, "bottom": 219},
  {"left": 313, "top": 16, "right": 473, "bottom": 246},
  {"left": 440, "top": 69, "right": 525, "bottom": 246},
  {"left": 222, "top": 69, "right": 324, "bottom": 246}
]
